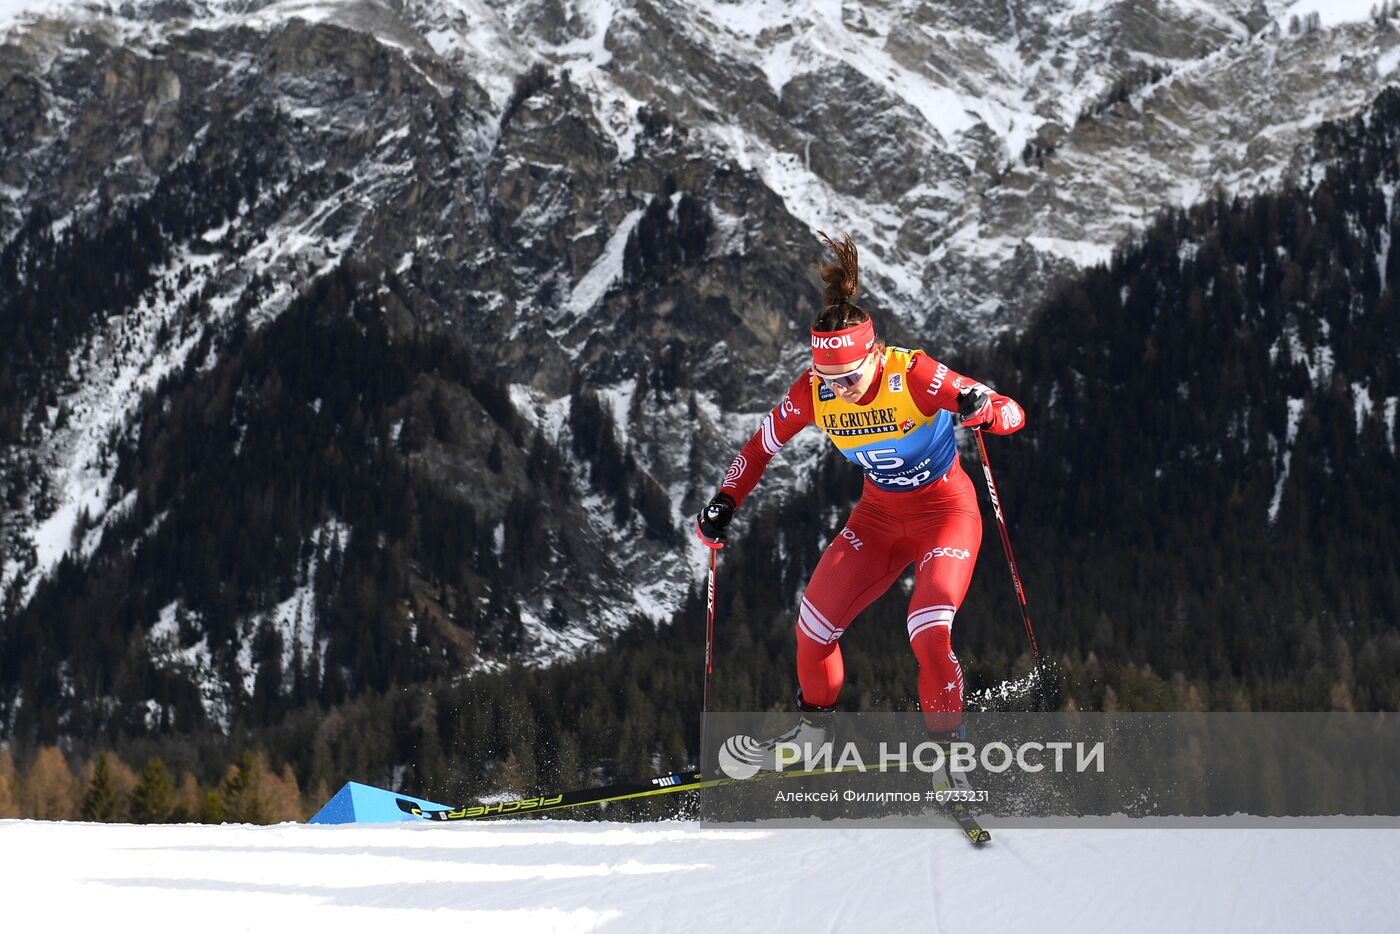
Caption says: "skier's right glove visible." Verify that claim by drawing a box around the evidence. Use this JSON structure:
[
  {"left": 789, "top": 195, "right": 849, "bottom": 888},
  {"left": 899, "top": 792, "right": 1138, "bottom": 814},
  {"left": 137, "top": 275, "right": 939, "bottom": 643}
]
[{"left": 695, "top": 492, "right": 736, "bottom": 549}]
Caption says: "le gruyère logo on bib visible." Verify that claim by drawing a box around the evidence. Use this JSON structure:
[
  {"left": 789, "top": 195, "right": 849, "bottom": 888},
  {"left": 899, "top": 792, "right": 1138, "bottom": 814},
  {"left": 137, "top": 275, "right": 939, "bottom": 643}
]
[{"left": 820, "top": 406, "right": 899, "bottom": 435}]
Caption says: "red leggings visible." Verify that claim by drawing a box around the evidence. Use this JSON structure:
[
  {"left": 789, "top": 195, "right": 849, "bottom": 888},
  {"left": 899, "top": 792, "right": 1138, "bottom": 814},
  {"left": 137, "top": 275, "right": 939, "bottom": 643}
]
[{"left": 795, "top": 459, "right": 982, "bottom": 732}]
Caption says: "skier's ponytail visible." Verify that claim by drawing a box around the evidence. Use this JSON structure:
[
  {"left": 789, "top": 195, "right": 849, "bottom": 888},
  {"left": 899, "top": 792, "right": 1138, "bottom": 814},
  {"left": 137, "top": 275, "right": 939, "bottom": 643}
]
[{"left": 814, "top": 231, "right": 869, "bottom": 332}]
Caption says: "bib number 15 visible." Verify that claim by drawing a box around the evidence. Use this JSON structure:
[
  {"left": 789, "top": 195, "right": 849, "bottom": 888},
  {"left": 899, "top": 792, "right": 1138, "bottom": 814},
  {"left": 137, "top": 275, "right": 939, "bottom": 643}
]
[{"left": 854, "top": 448, "right": 905, "bottom": 471}]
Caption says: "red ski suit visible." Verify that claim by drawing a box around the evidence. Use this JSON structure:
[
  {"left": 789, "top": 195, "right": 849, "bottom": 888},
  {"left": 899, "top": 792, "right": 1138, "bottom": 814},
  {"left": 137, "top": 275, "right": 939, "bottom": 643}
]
[{"left": 721, "top": 346, "right": 1025, "bottom": 732}]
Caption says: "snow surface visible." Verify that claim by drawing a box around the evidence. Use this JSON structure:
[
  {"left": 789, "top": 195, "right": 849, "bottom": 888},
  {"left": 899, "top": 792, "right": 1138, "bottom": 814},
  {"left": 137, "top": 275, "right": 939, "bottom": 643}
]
[
  {"left": 0, "top": 818, "right": 1396, "bottom": 932},
  {"left": 1386, "top": 396, "right": 1399, "bottom": 453},
  {"left": 1268, "top": 397, "right": 1306, "bottom": 524},
  {"left": 561, "top": 208, "right": 644, "bottom": 324},
  {"left": 0, "top": 0, "right": 65, "bottom": 29},
  {"left": 1273, "top": 0, "right": 1381, "bottom": 29}
]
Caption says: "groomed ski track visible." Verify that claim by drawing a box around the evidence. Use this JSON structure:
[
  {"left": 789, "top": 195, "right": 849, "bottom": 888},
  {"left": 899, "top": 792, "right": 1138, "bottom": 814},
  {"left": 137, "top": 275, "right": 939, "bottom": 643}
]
[{"left": 1, "top": 819, "right": 1395, "bottom": 932}]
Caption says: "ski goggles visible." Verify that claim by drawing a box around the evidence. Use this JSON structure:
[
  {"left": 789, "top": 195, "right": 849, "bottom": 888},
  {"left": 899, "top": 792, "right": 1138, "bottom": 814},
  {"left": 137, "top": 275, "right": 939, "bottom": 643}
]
[{"left": 815, "top": 351, "right": 873, "bottom": 389}]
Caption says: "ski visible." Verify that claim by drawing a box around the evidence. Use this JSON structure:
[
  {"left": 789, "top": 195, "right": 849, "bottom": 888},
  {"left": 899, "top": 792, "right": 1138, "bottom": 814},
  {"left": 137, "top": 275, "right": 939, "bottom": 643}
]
[
  {"left": 394, "top": 763, "right": 854, "bottom": 822},
  {"left": 397, "top": 768, "right": 720, "bottom": 821},
  {"left": 399, "top": 763, "right": 991, "bottom": 845},
  {"left": 933, "top": 779, "right": 992, "bottom": 845},
  {"left": 945, "top": 807, "right": 992, "bottom": 845}
]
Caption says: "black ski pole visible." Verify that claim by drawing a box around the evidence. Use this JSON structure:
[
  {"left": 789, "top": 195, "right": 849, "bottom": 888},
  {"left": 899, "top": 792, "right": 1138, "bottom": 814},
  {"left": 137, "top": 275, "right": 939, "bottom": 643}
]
[
  {"left": 699, "top": 545, "right": 718, "bottom": 773},
  {"left": 973, "top": 430, "right": 1041, "bottom": 665},
  {"left": 705, "top": 546, "right": 717, "bottom": 712}
]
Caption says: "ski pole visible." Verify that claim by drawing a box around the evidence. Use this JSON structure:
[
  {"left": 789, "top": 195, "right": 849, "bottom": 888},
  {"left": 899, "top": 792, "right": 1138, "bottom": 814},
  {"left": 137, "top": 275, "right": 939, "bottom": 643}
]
[
  {"left": 698, "top": 546, "right": 718, "bottom": 775},
  {"left": 973, "top": 430, "right": 1041, "bottom": 664},
  {"left": 704, "top": 546, "right": 717, "bottom": 713}
]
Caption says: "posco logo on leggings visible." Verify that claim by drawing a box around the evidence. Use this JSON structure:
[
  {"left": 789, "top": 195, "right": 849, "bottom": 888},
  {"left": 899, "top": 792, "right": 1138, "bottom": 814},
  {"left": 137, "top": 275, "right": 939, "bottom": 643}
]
[{"left": 918, "top": 546, "right": 972, "bottom": 571}]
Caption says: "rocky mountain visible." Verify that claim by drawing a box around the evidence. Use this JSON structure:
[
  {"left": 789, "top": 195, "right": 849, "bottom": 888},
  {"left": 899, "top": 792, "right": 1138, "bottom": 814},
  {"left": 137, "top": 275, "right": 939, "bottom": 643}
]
[{"left": 0, "top": 0, "right": 1397, "bottom": 740}]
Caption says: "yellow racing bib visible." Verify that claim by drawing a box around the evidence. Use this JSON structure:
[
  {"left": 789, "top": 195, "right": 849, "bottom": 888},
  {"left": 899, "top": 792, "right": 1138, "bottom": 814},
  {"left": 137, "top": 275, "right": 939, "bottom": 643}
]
[{"left": 811, "top": 347, "right": 957, "bottom": 491}]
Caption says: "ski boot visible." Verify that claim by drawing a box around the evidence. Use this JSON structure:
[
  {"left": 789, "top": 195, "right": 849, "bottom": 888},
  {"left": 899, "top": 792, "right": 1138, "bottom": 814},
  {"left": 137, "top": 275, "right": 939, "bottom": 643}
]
[
  {"left": 755, "top": 693, "right": 836, "bottom": 772},
  {"left": 930, "top": 728, "right": 991, "bottom": 844}
]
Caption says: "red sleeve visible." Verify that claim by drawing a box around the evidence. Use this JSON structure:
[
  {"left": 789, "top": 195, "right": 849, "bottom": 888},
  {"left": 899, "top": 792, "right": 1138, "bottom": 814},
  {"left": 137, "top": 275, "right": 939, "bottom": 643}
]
[
  {"left": 906, "top": 351, "right": 1026, "bottom": 435},
  {"left": 906, "top": 351, "right": 985, "bottom": 417},
  {"left": 719, "top": 370, "right": 816, "bottom": 509}
]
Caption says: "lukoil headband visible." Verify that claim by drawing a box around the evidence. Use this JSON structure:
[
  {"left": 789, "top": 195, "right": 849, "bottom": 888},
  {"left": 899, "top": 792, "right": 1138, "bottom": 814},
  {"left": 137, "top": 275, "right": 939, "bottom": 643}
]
[{"left": 810, "top": 317, "right": 875, "bottom": 367}]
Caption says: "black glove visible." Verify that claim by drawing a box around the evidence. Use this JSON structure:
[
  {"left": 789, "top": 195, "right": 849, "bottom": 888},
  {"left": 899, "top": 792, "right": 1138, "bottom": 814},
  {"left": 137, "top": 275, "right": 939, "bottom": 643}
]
[
  {"left": 695, "top": 492, "right": 736, "bottom": 549},
  {"left": 957, "top": 387, "right": 993, "bottom": 430}
]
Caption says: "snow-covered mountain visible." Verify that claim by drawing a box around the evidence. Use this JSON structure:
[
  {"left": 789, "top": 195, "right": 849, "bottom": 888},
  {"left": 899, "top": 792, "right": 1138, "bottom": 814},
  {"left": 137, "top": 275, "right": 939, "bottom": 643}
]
[
  {"left": 5, "top": 1, "right": 1397, "bottom": 332},
  {"left": 1, "top": 0, "right": 1397, "bottom": 734}
]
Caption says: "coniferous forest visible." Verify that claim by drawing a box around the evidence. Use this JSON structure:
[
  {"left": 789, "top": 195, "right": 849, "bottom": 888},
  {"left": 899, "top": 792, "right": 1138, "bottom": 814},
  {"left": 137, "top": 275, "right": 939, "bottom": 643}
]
[{"left": 1, "top": 88, "right": 1398, "bottom": 821}]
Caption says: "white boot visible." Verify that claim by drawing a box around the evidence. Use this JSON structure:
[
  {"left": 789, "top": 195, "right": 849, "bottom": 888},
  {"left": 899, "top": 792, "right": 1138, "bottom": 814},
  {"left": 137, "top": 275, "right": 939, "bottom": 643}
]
[
  {"left": 932, "top": 757, "right": 976, "bottom": 794},
  {"left": 931, "top": 739, "right": 979, "bottom": 804},
  {"left": 716, "top": 696, "right": 836, "bottom": 777},
  {"left": 756, "top": 697, "right": 835, "bottom": 772}
]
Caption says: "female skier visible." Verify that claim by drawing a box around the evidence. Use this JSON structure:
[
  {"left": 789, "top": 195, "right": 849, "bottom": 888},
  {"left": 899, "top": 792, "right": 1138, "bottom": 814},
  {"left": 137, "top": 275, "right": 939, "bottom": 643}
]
[{"left": 695, "top": 232, "right": 1025, "bottom": 765}]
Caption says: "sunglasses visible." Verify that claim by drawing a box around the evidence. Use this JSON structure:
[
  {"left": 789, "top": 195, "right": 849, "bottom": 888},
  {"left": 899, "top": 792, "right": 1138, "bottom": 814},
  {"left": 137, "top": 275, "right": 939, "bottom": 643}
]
[{"left": 815, "top": 352, "right": 872, "bottom": 390}]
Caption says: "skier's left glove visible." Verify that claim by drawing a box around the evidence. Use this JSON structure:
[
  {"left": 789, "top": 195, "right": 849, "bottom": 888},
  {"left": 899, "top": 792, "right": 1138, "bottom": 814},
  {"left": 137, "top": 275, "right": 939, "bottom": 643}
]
[
  {"left": 958, "top": 387, "right": 994, "bottom": 430},
  {"left": 695, "top": 493, "right": 735, "bottom": 549},
  {"left": 958, "top": 387, "right": 1025, "bottom": 435}
]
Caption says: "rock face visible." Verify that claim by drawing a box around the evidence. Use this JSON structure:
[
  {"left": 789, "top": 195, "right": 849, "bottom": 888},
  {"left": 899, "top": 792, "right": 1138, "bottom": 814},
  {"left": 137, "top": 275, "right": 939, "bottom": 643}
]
[{"left": 0, "top": 0, "right": 1397, "bottom": 732}]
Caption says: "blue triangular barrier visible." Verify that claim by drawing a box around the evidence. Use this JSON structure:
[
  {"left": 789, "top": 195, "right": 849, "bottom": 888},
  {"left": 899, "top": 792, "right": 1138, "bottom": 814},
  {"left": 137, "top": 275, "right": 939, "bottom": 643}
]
[{"left": 309, "top": 781, "right": 452, "bottom": 824}]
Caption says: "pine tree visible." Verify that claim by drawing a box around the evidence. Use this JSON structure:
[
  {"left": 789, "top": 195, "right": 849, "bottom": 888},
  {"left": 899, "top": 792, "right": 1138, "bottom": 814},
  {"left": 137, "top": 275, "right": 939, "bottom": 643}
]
[
  {"left": 221, "top": 750, "right": 272, "bottom": 824},
  {"left": 130, "top": 756, "right": 177, "bottom": 823},
  {"left": 174, "top": 771, "right": 202, "bottom": 822},
  {"left": 200, "top": 788, "right": 227, "bottom": 824},
  {"left": 81, "top": 754, "right": 121, "bottom": 822}
]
